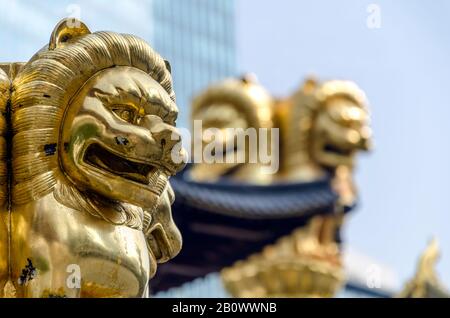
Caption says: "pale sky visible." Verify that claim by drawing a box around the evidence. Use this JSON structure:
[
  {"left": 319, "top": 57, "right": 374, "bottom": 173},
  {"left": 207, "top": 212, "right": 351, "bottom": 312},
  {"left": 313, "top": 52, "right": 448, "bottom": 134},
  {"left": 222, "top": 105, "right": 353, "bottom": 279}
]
[{"left": 236, "top": 0, "right": 450, "bottom": 288}]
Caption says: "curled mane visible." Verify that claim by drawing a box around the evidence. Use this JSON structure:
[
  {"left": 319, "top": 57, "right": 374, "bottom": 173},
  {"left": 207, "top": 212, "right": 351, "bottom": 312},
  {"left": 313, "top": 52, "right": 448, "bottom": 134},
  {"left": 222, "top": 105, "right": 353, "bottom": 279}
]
[
  {"left": 281, "top": 79, "right": 368, "bottom": 171},
  {"left": 11, "top": 31, "right": 174, "bottom": 205},
  {"left": 0, "top": 70, "right": 9, "bottom": 205},
  {"left": 192, "top": 78, "right": 273, "bottom": 129}
]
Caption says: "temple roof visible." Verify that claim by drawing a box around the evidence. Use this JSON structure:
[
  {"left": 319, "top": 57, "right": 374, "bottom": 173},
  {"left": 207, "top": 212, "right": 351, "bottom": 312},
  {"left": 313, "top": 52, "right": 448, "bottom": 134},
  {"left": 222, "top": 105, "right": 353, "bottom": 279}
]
[
  {"left": 151, "top": 167, "right": 344, "bottom": 293},
  {"left": 170, "top": 168, "right": 338, "bottom": 219}
]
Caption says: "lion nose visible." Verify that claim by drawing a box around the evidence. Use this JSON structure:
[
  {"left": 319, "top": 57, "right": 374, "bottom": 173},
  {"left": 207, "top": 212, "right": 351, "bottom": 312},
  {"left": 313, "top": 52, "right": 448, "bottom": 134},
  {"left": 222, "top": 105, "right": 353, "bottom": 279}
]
[
  {"left": 359, "top": 137, "right": 372, "bottom": 151},
  {"left": 358, "top": 126, "right": 373, "bottom": 151},
  {"left": 152, "top": 127, "right": 181, "bottom": 153},
  {"left": 140, "top": 115, "right": 186, "bottom": 173},
  {"left": 140, "top": 115, "right": 179, "bottom": 147}
]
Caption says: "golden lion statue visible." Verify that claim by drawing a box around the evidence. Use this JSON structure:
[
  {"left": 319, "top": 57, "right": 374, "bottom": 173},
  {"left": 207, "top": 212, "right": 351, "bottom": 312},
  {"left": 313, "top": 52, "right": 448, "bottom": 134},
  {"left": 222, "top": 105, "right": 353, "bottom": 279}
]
[
  {"left": 0, "top": 69, "right": 9, "bottom": 296},
  {"left": 277, "top": 78, "right": 371, "bottom": 207},
  {"left": 0, "top": 19, "right": 186, "bottom": 297}
]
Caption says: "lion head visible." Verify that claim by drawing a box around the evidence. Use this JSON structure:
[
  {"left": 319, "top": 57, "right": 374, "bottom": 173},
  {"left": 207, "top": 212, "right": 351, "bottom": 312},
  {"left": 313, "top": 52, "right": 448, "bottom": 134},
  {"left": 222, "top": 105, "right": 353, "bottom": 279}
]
[
  {"left": 11, "top": 19, "right": 186, "bottom": 266},
  {"left": 311, "top": 80, "right": 371, "bottom": 169},
  {"left": 278, "top": 78, "right": 371, "bottom": 183},
  {"left": 190, "top": 75, "right": 274, "bottom": 184}
]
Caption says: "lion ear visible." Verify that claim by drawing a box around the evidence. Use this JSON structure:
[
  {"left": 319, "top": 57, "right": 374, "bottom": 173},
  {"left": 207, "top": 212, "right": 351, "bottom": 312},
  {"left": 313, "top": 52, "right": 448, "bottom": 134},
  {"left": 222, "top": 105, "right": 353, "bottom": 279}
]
[
  {"left": 164, "top": 60, "right": 172, "bottom": 73},
  {"left": 49, "top": 18, "right": 91, "bottom": 50}
]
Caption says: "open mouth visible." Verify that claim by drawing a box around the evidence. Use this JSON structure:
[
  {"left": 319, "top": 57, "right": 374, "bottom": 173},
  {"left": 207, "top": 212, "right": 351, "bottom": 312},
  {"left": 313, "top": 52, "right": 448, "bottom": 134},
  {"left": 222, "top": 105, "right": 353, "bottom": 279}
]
[
  {"left": 84, "top": 143, "right": 160, "bottom": 185},
  {"left": 323, "top": 144, "right": 352, "bottom": 157}
]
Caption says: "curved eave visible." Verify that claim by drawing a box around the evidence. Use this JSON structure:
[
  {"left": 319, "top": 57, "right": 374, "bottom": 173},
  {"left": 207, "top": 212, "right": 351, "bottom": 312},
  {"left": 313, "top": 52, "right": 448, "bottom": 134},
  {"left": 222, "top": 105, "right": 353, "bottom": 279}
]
[{"left": 171, "top": 167, "right": 339, "bottom": 220}]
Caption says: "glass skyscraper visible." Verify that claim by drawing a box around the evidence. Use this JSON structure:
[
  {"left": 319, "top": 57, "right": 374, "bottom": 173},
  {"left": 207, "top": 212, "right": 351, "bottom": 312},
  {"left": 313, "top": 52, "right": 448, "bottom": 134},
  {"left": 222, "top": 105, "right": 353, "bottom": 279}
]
[
  {"left": 152, "top": 0, "right": 237, "bottom": 126},
  {"left": 0, "top": 0, "right": 237, "bottom": 127}
]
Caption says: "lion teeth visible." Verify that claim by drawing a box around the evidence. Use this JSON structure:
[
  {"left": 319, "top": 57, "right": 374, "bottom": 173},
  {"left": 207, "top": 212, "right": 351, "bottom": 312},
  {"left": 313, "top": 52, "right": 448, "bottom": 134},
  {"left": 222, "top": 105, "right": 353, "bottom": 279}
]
[{"left": 146, "top": 170, "right": 167, "bottom": 196}]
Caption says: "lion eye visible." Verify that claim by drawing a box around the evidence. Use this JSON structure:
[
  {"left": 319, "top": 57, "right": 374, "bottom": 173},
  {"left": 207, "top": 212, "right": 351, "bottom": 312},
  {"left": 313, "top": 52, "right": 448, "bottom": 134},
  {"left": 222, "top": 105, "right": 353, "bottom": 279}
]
[
  {"left": 112, "top": 107, "right": 135, "bottom": 122},
  {"left": 120, "top": 110, "right": 132, "bottom": 121}
]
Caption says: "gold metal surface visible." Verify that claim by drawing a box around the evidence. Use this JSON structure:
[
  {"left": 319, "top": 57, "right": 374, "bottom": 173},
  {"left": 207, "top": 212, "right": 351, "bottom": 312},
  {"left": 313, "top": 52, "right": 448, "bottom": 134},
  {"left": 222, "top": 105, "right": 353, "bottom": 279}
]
[
  {"left": 0, "top": 19, "right": 186, "bottom": 297},
  {"left": 0, "top": 69, "right": 9, "bottom": 297},
  {"left": 399, "top": 239, "right": 449, "bottom": 298},
  {"left": 222, "top": 216, "right": 344, "bottom": 298},
  {"left": 0, "top": 63, "right": 24, "bottom": 80}
]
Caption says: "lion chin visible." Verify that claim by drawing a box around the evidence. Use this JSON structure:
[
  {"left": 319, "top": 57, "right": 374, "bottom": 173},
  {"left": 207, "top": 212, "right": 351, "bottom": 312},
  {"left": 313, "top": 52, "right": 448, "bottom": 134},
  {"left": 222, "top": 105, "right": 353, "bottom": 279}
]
[{"left": 5, "top": 18, "right": 186, "bottom": 298}]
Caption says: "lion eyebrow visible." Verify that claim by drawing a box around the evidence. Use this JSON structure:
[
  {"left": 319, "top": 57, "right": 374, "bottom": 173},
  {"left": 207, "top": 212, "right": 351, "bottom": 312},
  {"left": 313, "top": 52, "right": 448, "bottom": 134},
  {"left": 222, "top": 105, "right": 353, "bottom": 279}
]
[
  {"left": 93, "top": 85, "right": 178, "bottom": 126},
  {"left": 133, "top": 79, "right": 178, "bottom": 125},
  {"left": 143, "top": 89, "right": 177, "bottom": 121}
]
